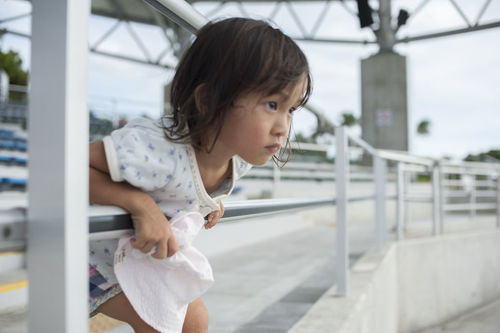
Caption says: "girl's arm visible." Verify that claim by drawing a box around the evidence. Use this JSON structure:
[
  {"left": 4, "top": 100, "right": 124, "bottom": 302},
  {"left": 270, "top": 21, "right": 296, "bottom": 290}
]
[{"left": 89, "top": 141, "right": 178, "bottom": 258}]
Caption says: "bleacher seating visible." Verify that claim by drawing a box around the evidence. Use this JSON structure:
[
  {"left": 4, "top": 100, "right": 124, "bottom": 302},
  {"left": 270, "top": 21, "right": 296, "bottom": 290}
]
[{"left": 0, "top": 124, "right": 28, "bottom": 192}]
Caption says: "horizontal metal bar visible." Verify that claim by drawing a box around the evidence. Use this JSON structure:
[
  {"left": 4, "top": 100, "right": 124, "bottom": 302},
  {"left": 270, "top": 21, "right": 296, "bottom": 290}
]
[
  {"left": 441, "top": 168, "right": 499, "bottom": 176},
  {"left": 444, "top": 203, "right": 498, "bottom": 211},
  {"left": 0, "top": 28, "right": 31, "bottom": 39},
  {"left": 400, "top": 164, "right": 430, "bottom": 173},
  {"left": 90, "top": 48, "right": 175, "bottom": 69},
  {"left": 396, "top": 21, "right": 500, "bottom": 44},
  {"left": 290, "top": 142, "right": 331, "bottom": 152},
  {"left": 294, "top": 36, "right": 377, "bottom": 45},
  {"left": 1, "top": 188, "right": 496, "bottom": 251},
  {"left": 91, "top": 198, "right": 336, "bottom": 239},
  {"left": 377, "top": 150, "right": 434, "bottom": 166},
  {"left": 441, "top": 160, "right": 500, "bottom": 170},
  {"left": 443, "top": 190, "right": 497, "bottom": 198},
  {"left": 3, "top": 194, "right": 396, "bottom": 250},
  {"left": 441, "top": 179, "right": 498, "bottom": 187}
]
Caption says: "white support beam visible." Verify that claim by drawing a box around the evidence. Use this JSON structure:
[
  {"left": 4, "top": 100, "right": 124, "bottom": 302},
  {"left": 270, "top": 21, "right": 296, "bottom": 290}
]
[
  {"left": 374, "top": 155, "right": 388, "bottom": 249},
  {"left": 28, "top": 1, "right": 90, "bottom": 332},
  {"left": 396, "top": 162, "right": 405, "bottom": 240},
  {"left": 335, "top": 126, "right": 349, "bottom": 296}
]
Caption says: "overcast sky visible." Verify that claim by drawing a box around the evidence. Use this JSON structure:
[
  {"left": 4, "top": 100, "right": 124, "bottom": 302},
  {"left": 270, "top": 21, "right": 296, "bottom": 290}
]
[{"left": 1, "top": 0, "right": 499, "bottom": 160}]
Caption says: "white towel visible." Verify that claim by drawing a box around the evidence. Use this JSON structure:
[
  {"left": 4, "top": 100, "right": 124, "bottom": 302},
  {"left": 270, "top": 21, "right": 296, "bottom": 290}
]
[{"left": 113, "top": 211, "right": 214, "bottom": 333}]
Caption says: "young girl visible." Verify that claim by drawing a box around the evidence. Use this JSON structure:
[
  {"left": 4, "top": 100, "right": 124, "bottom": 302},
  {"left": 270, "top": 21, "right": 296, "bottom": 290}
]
[{"left": 88, "top": 17, "right": 312, "bottom": 333}]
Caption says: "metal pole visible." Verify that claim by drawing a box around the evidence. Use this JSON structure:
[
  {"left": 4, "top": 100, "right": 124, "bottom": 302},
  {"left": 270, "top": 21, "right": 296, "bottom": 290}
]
[
  {"left": 377, "top": 0, "right": 395, "bottom": 52},
  {"left": 470, "top": 173, "right": 476, "bottom": 219},
  {"left": 396, "top": 162, "right": 404, "bottom": 240},
  {"left": 272, "top": 162, "right": 280, "bottom": 198},
  {"left": 438, "top": 163, "right": 445, "bottom": 233},
  {"left": 496, "top": 175, "right": 500, "bottom": 228},
  {"left": 335, "top": 126, "right": 349, "bottom": 296},
  {"left": 28, "top": 1, "right": 90, "bottom": 332},
  {"left": 374, "top": 154, "right": 387, "bottom": 249},
  {"left": 432, "top": 164, "right": 441, "bottom": 235},
  {"left": 403, "top": 169, "right": 410, "bottom": 232}
]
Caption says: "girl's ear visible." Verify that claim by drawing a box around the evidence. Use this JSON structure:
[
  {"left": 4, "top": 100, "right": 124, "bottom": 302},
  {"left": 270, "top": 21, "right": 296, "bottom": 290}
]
[{"left": 194, "top": 84, "right": 209, "bottom": 114}]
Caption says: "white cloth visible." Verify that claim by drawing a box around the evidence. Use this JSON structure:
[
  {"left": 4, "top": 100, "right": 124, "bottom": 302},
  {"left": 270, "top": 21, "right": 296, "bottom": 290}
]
[{"left": 113, "top": 211, "right": 214, "bottom": 333}]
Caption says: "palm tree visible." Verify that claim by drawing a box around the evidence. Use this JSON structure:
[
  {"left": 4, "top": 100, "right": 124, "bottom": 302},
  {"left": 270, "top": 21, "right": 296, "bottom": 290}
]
[
  {"left": 340, "top": 112, "right": 358, "bottom": 127},
  {"left": 417, "top": 119, "right": 431, "bottom": 136}
]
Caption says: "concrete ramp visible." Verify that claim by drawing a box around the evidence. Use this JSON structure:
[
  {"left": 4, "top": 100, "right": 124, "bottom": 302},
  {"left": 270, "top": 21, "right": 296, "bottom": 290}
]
[{"left": 290, "top": 229, "right": 500, "bottom": 333}]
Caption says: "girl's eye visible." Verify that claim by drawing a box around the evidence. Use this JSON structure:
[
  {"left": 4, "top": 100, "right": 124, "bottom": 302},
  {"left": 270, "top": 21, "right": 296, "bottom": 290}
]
[{"left": 266, "top": 101, "right": 278, "bottom": 110}]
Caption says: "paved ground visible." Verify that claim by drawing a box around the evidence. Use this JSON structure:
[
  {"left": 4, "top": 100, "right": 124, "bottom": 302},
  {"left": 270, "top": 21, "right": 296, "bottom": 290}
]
[
  {"left": 2, "top": 212, "right": 499, "bottom": 332},
  {"left": 95, "top": 223, "right": 364, "bottom": 333}
]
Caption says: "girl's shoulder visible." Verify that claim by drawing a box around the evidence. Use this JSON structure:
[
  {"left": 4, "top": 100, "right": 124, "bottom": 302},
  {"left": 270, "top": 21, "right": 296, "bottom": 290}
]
[
  {"left": 121, "top": 117, "right": 164, "bottom": 136},
  {"left": 115, "top": 117, "right": 185, "bottom": 148}
]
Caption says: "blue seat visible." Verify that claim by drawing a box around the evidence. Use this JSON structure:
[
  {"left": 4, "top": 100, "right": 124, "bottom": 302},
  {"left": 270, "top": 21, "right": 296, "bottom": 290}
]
[
  {"left": 0, "top": 140, "right": 27, "bottom": 151},
  {"left": 0, "top": 141, "right": 16, "bottom": 149},
  {"left": 0, "top": 129, "right": 15, "bottom": 140},
  {"left": 0, "top": 155, "right": 27, "bottom": 165},
  {"left": 0, "top": 177, "right": 27, "bottom": 189},
  {"left": 13, "top": 157, "right": 27, "bottom": 165}
]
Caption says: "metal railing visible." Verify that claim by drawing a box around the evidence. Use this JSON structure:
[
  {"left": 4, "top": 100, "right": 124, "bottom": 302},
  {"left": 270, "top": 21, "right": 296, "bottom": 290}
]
[{"left": 332, "top": 127, "right": 500, "bottom": 295}]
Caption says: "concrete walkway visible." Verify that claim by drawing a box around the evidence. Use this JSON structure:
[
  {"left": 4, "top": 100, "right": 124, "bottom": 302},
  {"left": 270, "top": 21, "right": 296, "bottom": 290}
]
[
  {"left": 2, "top": 211, "right": 499, "bottom": 332},
  {"left": 95, "top": 223, "right": 364, "bottom": 333}
]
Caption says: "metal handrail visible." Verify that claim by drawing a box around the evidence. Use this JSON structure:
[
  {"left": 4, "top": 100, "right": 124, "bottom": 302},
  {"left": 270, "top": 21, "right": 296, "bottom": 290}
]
[
  {"left": 3, "top": 194, "right": 396, "bottom": 251},
  {"left": 142, "top": 0, "right": 208, "bottom": 34}
]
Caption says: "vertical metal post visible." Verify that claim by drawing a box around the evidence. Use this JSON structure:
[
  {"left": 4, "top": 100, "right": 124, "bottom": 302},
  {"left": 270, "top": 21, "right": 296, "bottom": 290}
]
[
  {"left": 403, "top": 169, "right": 410, "bottom": 231},
  {"left": 496, "top": 175, "right": 500, "bottom": 228},
  {"left": 374, "top": 154, "right": 387, "bottom": 249},
  {"left": 28, "top": 1, "right": 90, "bottom": 332},
  {"left": 432, "top": 164, "right": 441, "bottom": 235},
  {"left": 470, "top": 172, "right": 476, "bottom": 219},
  {"left": 272, "top": 162, "right": 280, "bottom": 198},
  {"left": 335, "top": 126, "right": 349, "bottom": 296},
  {"left": 396, "top": 162, "right": 404, "bottom": 240},
  {"left": 439, "top": 163, "right": 445, "bottom": 233},
  {"left": 378, "top": 0, "right": 395, "bottom": 52}
]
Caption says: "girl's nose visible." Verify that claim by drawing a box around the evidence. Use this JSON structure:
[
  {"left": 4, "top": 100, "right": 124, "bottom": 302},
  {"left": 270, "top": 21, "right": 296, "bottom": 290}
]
[{"left": 272, "top": 112, "right": 290, "bottom": 138}]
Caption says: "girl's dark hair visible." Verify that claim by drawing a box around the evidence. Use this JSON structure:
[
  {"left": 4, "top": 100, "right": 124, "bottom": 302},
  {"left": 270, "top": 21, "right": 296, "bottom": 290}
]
[{"left": 164, "top": 17, "right": 312, "bottom": 162}]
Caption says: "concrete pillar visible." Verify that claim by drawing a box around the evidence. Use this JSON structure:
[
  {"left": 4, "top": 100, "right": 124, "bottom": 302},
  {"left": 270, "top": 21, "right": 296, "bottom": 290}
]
[{"left": 361, "top": 52, "right": 409, "bottom": 151}]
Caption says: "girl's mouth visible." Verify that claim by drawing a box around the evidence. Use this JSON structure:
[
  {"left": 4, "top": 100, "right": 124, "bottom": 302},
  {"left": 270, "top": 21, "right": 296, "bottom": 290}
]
[{"left": 265, "top": 144, "right": 281, "bottom": 154}]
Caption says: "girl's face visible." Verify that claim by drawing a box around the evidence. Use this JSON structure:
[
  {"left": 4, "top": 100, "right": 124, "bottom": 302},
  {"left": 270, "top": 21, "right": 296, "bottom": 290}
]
[{"left": 216, "top": 76, "right": 308, "bottom": 165}]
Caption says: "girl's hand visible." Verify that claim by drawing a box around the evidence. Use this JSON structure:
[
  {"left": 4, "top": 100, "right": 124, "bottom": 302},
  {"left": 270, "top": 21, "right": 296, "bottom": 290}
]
[
  {"left": 205, "top": 200, "right": 224, "bottom": 229},
  {"left": 130, "top": 202, "right": 179, "bottom": 259}
]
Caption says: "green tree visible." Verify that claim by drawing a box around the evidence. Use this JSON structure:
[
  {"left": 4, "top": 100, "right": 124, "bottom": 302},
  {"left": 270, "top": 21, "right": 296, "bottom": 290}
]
[
  {"left": 464, "top": 149, "right": 500, "bottom": 163},
  {"left": 339, "top": 112, "right": 358, "bottom": 127},
  {"left": 417, "top": 119, "right": 431, "bottom": 135},
  {"left": 0, "top": 49, "right": 29, "bottom": 101}
]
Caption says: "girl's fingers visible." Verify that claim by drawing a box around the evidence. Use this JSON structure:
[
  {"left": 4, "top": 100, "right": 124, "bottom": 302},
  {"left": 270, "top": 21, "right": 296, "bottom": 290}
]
[
  {"left": 140, "top": 241, "right": 156, "bottom": 254},
  {"left": 130, "top": 237, "right": 146, "bottom": 250},
  {"left": 166, "top": 235, "right": 179, "bottom": 257},
  {"left": 205, "top": 212, "right": 219, "bottom": 229},
  {"left": 152, "top": 240, "right": 168, "bottom": 259}
]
